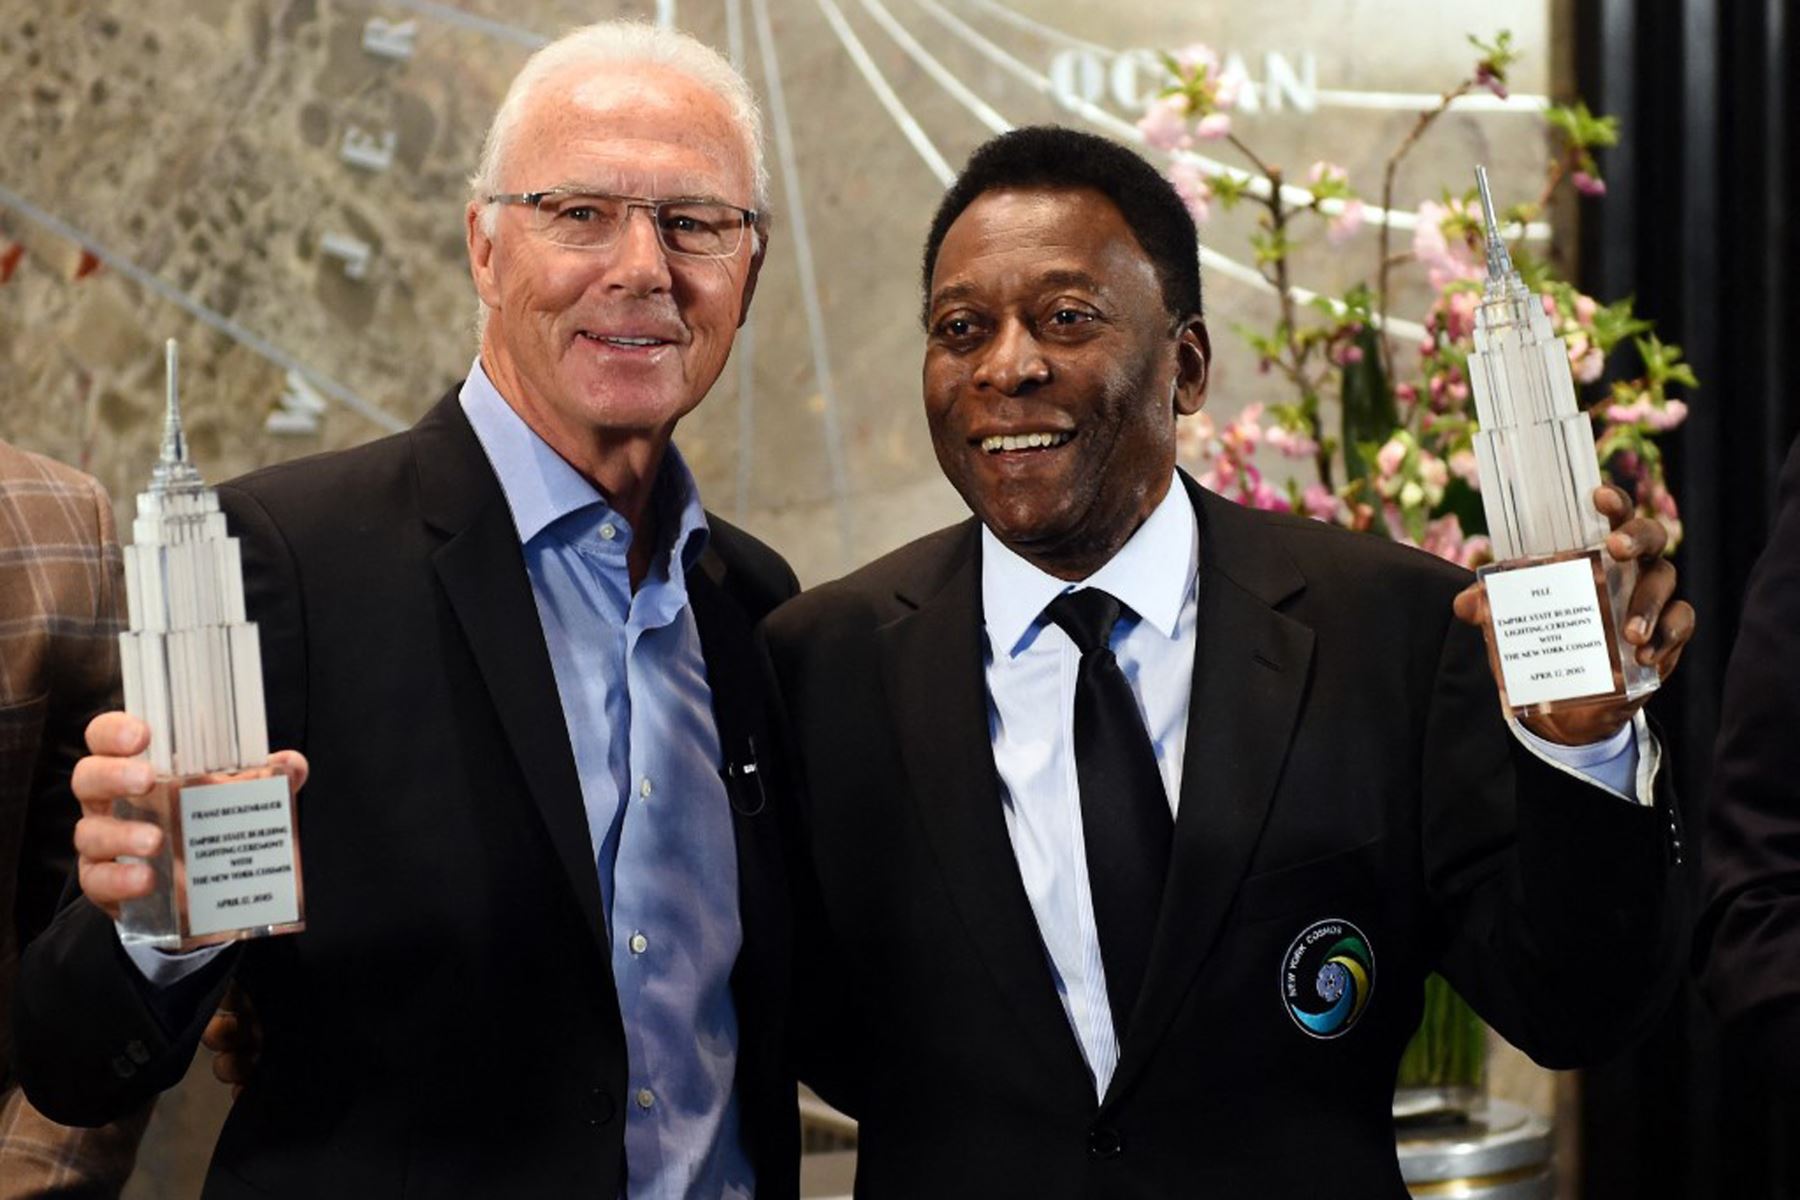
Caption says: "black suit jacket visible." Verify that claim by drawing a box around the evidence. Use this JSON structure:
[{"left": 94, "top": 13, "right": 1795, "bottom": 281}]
[
  {"left": 15, "top": 393, "right": 800, "bottom": 1198},
  {"left": 1699, "top": 435, "right": 1800, "bottom": 1076},
  {"left": 762, "top": 472, "right": 1689, "bottom": 1198}
]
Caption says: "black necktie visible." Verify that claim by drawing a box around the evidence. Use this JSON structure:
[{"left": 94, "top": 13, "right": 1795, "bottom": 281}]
[{"left": 1043, "top": 588, "right": 1173, "bottom": 1044}]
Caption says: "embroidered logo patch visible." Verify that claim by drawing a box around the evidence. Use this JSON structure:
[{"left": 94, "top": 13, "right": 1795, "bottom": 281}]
[{"left": 1281, "top": 918, "right": 1374, "bottom": 1039}]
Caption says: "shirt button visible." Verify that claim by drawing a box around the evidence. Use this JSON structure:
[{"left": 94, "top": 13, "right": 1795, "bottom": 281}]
[
  {"left": 599, "top": 523, "right": 617, "bottom": 541},
  {"left": 636, "top": 1088, "right": 655, "bottom": 1110},
  {"left": 629, "top": 932, "right": 648, "bottom": 955},
  {"left": 639, "top": 778, "right": 653, "bottom": 798}
]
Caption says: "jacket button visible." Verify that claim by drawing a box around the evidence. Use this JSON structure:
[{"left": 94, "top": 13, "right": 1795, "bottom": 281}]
[
  {"left": 125, "top": 1039, "right": 151, "bottom": 1065},
  {"left": 110, "top": 1055, "right": 136, "bottom": 1079},
  {"left": 1087, "top": 1127, "right": 1123, "bottom": 1159}
]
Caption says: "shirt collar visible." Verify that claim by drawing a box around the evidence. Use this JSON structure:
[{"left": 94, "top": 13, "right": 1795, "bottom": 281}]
[
  {"left": 457, "top": 357, "right": 710, "bottom": 571},
  {"left": 981, "top": 472, "right": 1196, "bottom": 659}
]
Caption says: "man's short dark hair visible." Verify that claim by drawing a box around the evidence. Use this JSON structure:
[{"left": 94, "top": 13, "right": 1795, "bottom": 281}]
[{"left": 921, "top": 126, "right": 1202, "bottom": 324}]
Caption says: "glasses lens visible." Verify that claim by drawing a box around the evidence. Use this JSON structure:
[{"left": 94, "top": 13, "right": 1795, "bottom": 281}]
[
  {"left": 534, "top": 193, "right": 626, "bottom": 248},
  {"left": 657, "top": 203, "right": 744, "bottom": 257}
]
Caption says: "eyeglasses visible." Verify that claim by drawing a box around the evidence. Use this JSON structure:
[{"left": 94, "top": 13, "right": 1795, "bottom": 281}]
[{"left": 487, "top": 189, "right": 759, "bottom": 258}]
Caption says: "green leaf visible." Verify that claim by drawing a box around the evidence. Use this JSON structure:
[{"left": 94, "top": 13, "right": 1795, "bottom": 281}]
[
  {"left": 1250, "top": 228, "right": 1295, "bottom": 266},
  {"left": 1211, "top": 174, "right": 1250, "bottom": 210},
  {"left": 1546, "top": 100, "right": 1620, "bottom": 150}
]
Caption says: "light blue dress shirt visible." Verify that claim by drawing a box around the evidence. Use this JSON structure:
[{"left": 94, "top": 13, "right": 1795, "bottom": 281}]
[
  {"left": 979, "top": 473, "right": 1647, "bottom": 1098},
  {"left": 460, "top": 361, "right": 751, "bottom": 1200}
]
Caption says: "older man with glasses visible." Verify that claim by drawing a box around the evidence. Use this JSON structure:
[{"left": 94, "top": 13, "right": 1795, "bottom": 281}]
[{"left": 15, "top": 22, "right": 798, "bottom": 1200}]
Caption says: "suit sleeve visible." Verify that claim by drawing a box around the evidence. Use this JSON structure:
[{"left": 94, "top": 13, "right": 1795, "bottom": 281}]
[
  {"left": 1421, "top": 610, "right": 1692, "bottom": 1068},
  {"left": 1698, "top": 436, "right": 1800, "bottom": 1073},
  {"left": 12, "top": 482, "right": 305, "bottom": 1125}
]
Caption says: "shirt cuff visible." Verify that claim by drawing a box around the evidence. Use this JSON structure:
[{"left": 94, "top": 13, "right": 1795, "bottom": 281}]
[
  {"left": 118, "top": 926, "right": 229, "bottom": 987},
  {"left": 1508, "top": 711, "right": 1658, "bottom": 806}
]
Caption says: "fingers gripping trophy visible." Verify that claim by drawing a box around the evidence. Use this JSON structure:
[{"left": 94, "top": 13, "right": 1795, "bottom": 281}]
[
  {"left": 1468, "top": 168, "right": 1661, "bottom": 717},
  {"left": 114, "top": 341, "right": 304, "bottom": 950}
]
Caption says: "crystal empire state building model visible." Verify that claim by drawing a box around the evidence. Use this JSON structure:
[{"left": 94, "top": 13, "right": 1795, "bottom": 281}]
[
  {"left": 115, "top": 340, "right": 304, "bottom": 950},
  {"left": 1468, "top": 167, "right": 1660, "bottom": 717}
]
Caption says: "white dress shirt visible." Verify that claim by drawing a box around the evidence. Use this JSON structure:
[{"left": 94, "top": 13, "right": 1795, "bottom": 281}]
[{"left": 979, "top": 472, "right": 1648, "bottom": 1097}]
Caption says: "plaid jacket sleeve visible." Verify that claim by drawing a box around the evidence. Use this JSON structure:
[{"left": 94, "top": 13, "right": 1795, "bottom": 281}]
[{"left": 0, "top": 440, "right": 143, "bottom": 1191}]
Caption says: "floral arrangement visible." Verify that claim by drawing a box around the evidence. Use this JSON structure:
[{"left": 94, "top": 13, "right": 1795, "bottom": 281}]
[
  {"left": 1145, "top": 33, "right": 1693, "bottom": 572},
  {"left": 1141, "top": 33, "right": 1696, "bottom": 1102}
]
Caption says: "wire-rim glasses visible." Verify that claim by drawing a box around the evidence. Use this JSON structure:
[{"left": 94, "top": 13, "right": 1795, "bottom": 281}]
[{"left": 487, "top": 189, "right": 758, "bottom": 258}]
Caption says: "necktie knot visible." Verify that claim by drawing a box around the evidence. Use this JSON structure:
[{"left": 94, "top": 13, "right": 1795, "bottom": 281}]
[{"left": 1045, "top": 588, "right": 1124, "bottom": 655}]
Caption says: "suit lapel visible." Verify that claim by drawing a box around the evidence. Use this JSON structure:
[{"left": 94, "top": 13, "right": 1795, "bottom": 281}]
[
  {"left": 413, "top": 394, "right": 608, "bottom": 959},
  {"left": 878, "top": 525, "right": 1093, "bottom": 1087},
  {"left": 1105, "top": 476, "right": 1314, "bottom": 1105}
]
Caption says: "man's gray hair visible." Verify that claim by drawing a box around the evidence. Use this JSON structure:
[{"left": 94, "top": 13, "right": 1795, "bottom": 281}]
[{"left": 470, "top": 20, "right": 769, "bottom": 237}]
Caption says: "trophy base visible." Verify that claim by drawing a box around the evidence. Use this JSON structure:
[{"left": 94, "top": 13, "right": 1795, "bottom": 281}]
[
  {"left": 1477, "top": 546, "right": 1661, "bottom": 720},
  {"left": 115, "top": 763, "right": 305, "bottom": 952}
]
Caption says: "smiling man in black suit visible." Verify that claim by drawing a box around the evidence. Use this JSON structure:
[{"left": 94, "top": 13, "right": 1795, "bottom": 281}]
[{"left": 762, "top": 126, "right": 1696, "bottom": 1197}]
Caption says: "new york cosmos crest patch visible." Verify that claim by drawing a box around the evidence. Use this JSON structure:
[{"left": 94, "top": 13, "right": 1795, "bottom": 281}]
[{"left": 1281, "top": 918, "right": 1375, "bottom": 1039}]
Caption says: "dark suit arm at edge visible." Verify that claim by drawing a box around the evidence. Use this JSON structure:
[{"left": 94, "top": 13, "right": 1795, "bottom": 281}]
[
  {"left": 1697, "top": 437, "right": 1800, "bottom": 1074},
  {"left": 14, "top": 899, "right": 236, "bottom": 1126},
  {"left": 1424, "top": 616, "right": 1692, "bottom": 1069}
]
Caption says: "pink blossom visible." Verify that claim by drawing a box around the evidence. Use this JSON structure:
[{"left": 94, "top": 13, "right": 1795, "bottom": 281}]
[
  {"left": 1248, "top": 476, "right": 1291, "bottom": 513},
  {"left": 1540, "top": 293, "right": 1558, "bottom": 317},
  {"left": 1221, "top": 403, "right": 1264, "bottom": 454},
  {"left": 1419, "top": 451, "right": 1449, "bottom": 494},
  {"left": 1649, "top": 480, "right": 1681, "bottom": 521},
  {"left": 1572, "top": 171, "right": 1607, "bottom": 197},
  {"left": 1418, "top": 335, "right": 1438, "bottom": 357},
  {"left": 1375, "top": 437, "right": 1407, "bottom": 478},
  {"left": 1167, "top": 160, "right": 1213, "bottom": 224},
  {"left": 1413, "top": 200, "right": 1482, "bottom": 290},
  {"left": 1574, "top": 293, "right": 1598, "bottom": 325},
  {"left": 1449, "top": 449, "right": 1480, "bottom": 486},
  {"left": 1395, "top": 382, "right": 1419, "bottom": 406},
  {"left": 1213, "top": 66, "right": 1249, "bottom": 111},
  {"left": 1329, "top": 340, "right": 1365, "bottom": 366},
  {"left": 1420, "top": 514, "right": 1468, "bottom": 563},
  {"left": 1571, "top": 345, "right": 1605, "bottom": 384},
  {"left": 1327, "top": 198, "right": 1365, "bottom": 246},
  {"left": 1301, "top": 483, "right": 1342, "bottom": 523},
  {"left": 1444, "top": 290, "right": 1477, "bottom": 341},
  {"left": 1173, "top": 43, "right": 1220, "bottom": 76},
  {"left": 1413, "top": 201, "right": 1450, "bottom": 261},
  {"left": 1194, "top": 112, "right": 1232, "bottom": 140},
  {"left": 1606, "top": 397, "right": 1688, "bottom": 431},
  {"left": 1138, "top": 94, "right": 1192, "bottom": 152},
  {"left": 1306, "top": 161, "right": 1348, "bottom": 188},
  {"left": 1266, "top": 424, "right": 1319, "bottom": 459}
]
